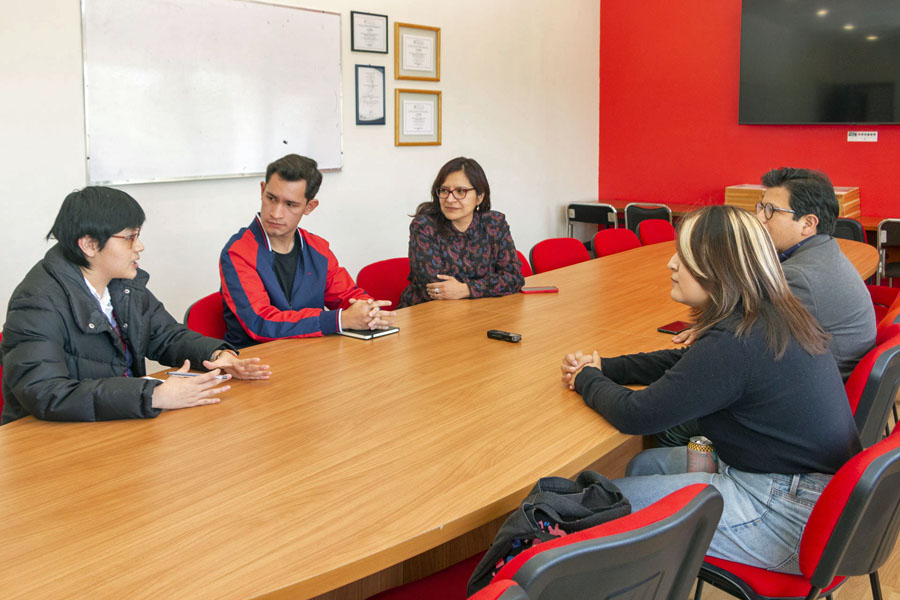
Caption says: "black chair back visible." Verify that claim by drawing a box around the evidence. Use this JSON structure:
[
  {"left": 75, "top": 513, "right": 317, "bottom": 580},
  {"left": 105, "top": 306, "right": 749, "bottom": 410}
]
[
  {"left": 513, "top": 486, "right": 723, "bottom": 600},
  {"left": 833, "top": 218, "right": 865, "bottom": 242},
  {"left": 624, "top": 203, "right": 671, "bottom": 233}
]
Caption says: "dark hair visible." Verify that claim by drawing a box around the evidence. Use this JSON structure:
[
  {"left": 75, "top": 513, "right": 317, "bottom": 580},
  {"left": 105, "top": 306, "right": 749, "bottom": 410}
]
[
  {"left": 413, "top": 157, "right": 492, "bottom": 237},
  {"left": 677, "top": 205, "right": 830, "bottom": 359},
  {"left": 47, "top": 187, "right": 145, "bottom": 268},
  {"left": 265, "top": 154, "right": 323, "bottom": 200},
  {"left": 760, "top": 167, "right": 839, "bottom": 235}
]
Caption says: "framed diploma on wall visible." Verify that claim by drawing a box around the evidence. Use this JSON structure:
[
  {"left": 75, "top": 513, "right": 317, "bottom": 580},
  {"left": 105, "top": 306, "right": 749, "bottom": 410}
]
[
  {"left": 355, "top": 65, "right": 385, "bottom": 125},
  {"left": 350, "top": 11, "right": 388, "bottom": 54},
  {"left": 395, "top": 89, "right": 441, "bottom": 146},
  {"left": 394, "top": 22, "right": 440, "bottom": 81}
]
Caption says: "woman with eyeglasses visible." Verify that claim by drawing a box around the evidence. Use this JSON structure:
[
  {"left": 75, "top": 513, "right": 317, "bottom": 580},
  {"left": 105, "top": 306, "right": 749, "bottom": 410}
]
[
  {"left": 397, "top": 157, "right": 525, "bottom": 307},
  {"left": 0, "top": 187, "right": 271, "bottom": 425},
  {"left": 560, "top": 205, "right": 861, "bottom": 574}
]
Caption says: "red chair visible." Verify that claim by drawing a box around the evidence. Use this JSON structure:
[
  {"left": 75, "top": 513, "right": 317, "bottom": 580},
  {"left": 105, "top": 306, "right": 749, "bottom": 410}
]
[
  {"left": 371, "top": 484, "right": 722, "bottom": 600},
  {"left": 516, "top": 250, "right": 534, "bottom": 278},
  {"left": 529, "top": 238, "right": 591, "bottom": 274},
  {"left": 183, "top": 292, "right": 227, "bottom": 339},
  {"left": 695, "top": 428, "right": 900, "bottom": 600},
  {"left": 592, "top": 228, "right": 641, "bottom": 257},
  {"left": 637, "top": 219, "right": 676, "bottom": 245},
  {"left": 869, "top": 284, "right": 900, "bottom": 325},
  {"left": 845, "top": 324, "right": 900, "bottom": 447},
  {"left": 356, "top": 257, "right": 411, "bottom": 311}
]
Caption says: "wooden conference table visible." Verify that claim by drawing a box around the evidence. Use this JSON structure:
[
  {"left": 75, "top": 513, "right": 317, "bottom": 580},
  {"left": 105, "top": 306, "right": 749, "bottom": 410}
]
[{"left": 0, "top": 239, "right": 877, "bottom": 600}]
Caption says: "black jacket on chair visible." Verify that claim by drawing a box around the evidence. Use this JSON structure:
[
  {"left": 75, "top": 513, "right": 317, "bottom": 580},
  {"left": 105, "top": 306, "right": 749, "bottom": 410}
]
[{"left": 0, "top": 244, "right": 230, "bottom": 424}]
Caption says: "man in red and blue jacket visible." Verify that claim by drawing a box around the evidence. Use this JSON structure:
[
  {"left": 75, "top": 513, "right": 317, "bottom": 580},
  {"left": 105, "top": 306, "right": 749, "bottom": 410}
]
[{"left": 219, "top": 154, "right": 394, "bottom": 348}]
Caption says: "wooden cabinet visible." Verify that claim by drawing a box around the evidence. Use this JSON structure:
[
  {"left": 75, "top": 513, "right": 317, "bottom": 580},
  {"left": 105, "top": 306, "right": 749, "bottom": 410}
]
[{"left": 725, "top": 184, "right": 860, "bottom": 218}]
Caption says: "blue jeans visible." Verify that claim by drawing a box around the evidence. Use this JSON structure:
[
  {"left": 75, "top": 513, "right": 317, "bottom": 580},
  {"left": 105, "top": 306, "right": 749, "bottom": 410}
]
[{"left": 614, "top": 447, "right": 831, "bottom": 574}]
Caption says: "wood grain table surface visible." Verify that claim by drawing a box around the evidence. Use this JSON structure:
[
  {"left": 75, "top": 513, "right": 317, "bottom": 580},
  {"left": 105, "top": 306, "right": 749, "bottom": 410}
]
[{"left": 0, "top": 239, "right": 876, "bottom": 600}]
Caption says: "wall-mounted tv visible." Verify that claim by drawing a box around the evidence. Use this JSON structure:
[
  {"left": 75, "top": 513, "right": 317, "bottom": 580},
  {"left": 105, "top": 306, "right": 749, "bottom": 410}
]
[{"left": 740, "top": 0, "right": 900, "bottom": 124}]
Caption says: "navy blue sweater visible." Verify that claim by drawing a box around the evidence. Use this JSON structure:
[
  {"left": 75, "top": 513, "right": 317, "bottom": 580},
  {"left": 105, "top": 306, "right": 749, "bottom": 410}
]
[{"left": 574, "top": 317, "right": 861, "bottom": 474}]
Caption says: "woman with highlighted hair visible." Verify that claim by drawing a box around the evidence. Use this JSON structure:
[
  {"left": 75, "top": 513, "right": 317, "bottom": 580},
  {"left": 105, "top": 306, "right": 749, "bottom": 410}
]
[{"left": 561, "top": 205, "right": 860, "bottom": 574}]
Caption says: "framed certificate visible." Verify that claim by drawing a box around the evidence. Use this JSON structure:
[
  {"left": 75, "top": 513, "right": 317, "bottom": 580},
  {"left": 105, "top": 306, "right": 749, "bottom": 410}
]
[
  {"left": 355, "top": 65, "right": 385, "bottom": 125},
  {"left": 395, "top": 89, "right": 441, "bottom": 146},
  {"left": 351, "top": 11, "right": 388, "bottom": 53},
  {"left": 394, "top": 22, "right": 440, "bottom": 81}
]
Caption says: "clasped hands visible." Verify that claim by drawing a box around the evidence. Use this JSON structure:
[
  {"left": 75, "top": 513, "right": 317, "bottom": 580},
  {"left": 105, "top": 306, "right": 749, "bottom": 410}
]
[
  {"left": 427, "top": 274, "right": 470, "bottom": 300},
  {"left": 342, "top": 297, "right": 397, "bottom": 330},
  {"left": 560, "top": 350, "right": 601, "bottom": 390}
]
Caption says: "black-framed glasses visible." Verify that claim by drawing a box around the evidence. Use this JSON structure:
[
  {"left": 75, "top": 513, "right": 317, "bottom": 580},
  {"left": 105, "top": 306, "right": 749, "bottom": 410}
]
[
  {"left": 755, "top": 202, "right": 796, "bottom": 220},
  {"left": 437, "top": 186, "right": 475, "bottom": 200},
  {"left": 110, "top": 228, "right": 142, "bottom": 247}
]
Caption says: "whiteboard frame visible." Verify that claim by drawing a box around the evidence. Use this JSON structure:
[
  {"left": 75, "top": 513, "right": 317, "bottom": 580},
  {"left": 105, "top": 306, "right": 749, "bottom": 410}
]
[{"left": 80, "top": 0, "right": 343, "bottom": 186}]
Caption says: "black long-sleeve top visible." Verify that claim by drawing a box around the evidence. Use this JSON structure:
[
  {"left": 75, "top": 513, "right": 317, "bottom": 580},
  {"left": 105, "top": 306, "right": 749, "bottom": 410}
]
[{"left": 574, "top": 316, "right": 861, "bottom": 474}]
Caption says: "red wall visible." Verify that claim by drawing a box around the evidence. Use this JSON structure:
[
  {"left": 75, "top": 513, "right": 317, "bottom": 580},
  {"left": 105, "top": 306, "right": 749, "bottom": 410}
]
[{"left": 599, "top": 1, "right": 899, "bottom": 217}]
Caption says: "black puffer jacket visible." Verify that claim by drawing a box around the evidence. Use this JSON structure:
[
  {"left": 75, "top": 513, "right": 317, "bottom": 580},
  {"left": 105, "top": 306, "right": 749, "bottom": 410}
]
[{"left": 0, "top": 245, "right": 229, "bottom": 424}]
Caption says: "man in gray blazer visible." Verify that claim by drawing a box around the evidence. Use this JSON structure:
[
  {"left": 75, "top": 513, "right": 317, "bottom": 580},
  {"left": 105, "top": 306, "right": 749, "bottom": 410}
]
[{"left": 754, "top": 167, "right": 875, "bottom": 379}]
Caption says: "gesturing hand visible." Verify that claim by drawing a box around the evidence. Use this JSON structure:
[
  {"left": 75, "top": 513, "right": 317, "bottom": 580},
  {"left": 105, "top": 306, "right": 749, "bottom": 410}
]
[
  {"left": 203, "top": 353, "right": 272, "bottom": 380},
  {"left": 151, "top": 360, "right": 231, "bottom": 410}
]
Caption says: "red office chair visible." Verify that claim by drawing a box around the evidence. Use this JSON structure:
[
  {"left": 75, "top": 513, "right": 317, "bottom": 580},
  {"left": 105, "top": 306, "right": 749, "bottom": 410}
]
[
  {"left": 869, "top": 284, "right": 900, "bottom": 325},
  {"left": 516, "top": 250, "right": 534, "bottom": 278},
  {"left": 624, "top": 202, "right": 672, "bottom": 233},
  {"left": 845, "top": 324, "right": 900, "bottom": 447},
  {"left": 878, "top": 305, "right": 900, "bottom": 334},
  {"left": 694, "top": 428, "right": 900, "bottom": 600},
  {"left": 592, "top": 228, "right": 641, "bottom": 257},
  {"left": 183, "top": 292, "right": 227, "bottom": 339},
  {"left": 356, "top": 257, "right": 411, "bottom": 311},
  {"left": 637, "top": 219, "right": 676, "bottom": 245},
  {"left": 529, "top": 238, "right": 591, "bottom": 274},
  {"left": 370, "top": 484, "right": 722, "bottom": 600}
]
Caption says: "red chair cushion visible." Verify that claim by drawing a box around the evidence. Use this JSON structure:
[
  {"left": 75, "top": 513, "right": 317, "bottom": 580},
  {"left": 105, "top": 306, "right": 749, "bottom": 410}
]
[
  {"left": 367, "top": 552, "right": 484, "bottom": 600},
  {"left": 185, "top": 292, "right": 227, "bottom": 339},
  {"left": 703, "top": 556, "right": 846, "bottom": 599},
  {"left": 593, "top": 229, "right": 641, "bottom": 257},
  {"left": 494, "top": 484, "right": 708, "bottom": 582},
  {"left": 516, "top": 250, "right": 534, "bottom": 277},
  {"left": 530, "top": 239, "right": 591, "bottom": 274},
  {"left": 356, "top": 258, "right": 410, "bottom": 311},
  {"left": 637, "top": 219, "right": 676, "bottom": 245}
]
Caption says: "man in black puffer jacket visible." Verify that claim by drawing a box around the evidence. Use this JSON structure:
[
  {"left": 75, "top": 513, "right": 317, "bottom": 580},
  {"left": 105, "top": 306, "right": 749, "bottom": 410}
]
[{"left": 1, "top": 187, "right": 271, "bottom": 425}]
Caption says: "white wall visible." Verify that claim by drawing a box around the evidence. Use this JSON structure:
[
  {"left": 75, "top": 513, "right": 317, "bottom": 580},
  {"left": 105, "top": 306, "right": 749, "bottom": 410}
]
[{"left": 0, "top": 0, "right": 600, "bottom": 324}]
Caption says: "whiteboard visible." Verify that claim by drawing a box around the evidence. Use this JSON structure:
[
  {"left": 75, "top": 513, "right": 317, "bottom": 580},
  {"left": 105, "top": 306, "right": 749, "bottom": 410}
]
[{"left": 82, "top": 0, "right": 342, "bottom": 184}]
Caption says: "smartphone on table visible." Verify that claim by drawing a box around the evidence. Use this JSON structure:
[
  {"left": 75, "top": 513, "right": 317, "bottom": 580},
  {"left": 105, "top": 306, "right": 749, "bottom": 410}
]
[{"left": 657, "top": 320, "right": 691, "bottom": 335}]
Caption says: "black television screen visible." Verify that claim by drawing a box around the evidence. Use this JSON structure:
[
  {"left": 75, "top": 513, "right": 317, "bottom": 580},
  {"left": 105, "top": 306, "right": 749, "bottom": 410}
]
[{"left": 740, "top": 0, "right": 900, "bottom": 124}]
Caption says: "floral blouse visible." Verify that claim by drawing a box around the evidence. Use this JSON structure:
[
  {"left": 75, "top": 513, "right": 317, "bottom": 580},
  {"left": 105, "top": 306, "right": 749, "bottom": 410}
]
[{"left": 398, "top": 210, "right": 525, "bottom": 308}]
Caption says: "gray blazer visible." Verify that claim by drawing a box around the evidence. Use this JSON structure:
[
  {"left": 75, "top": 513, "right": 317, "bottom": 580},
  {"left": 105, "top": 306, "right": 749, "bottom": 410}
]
[{"left": 782, "top": 235, "right": 876, "bottom": 379}]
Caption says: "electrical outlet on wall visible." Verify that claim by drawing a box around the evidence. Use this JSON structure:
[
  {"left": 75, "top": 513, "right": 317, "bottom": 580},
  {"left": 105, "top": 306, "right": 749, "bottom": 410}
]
[{"left": 847, "top": 131, "right": 878, "bottom": 142}]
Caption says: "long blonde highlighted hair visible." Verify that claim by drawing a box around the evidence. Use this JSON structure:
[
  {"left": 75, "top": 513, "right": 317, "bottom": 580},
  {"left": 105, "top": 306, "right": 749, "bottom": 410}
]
[{"left": 677, "top": 205, "right": 829, "bottom": 358}]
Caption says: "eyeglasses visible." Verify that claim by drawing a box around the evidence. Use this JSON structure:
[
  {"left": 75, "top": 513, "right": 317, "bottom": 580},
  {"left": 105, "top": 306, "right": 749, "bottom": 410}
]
[
  {"left": 755, "top": 202, "right": 796, "bottom": 220},
  {"left": 437, "top": 187, "right": 476, "bottom": 200},
  {"left": 110, "top": 228, "right": 142, "bottom": 247}
]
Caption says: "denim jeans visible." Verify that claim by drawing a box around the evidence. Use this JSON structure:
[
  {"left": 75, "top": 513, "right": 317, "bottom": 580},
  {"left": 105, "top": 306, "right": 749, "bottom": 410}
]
[{"left": 613, "top": 447, "right": 831, "bottom": 574}]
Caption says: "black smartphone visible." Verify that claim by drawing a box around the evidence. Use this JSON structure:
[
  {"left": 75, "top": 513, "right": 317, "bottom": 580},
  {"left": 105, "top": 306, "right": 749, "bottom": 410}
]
[
  {"left": 657, "top": 320, "right": 692, "bottom": 334},
  {"left": 487, "top": 329, "right": 522, "bottom": 343}
]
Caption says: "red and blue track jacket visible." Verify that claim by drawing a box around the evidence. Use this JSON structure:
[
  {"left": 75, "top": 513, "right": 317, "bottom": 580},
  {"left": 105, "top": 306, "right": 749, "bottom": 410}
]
[{"left": 219, "top": 215, "right": 368, "bottom": 347}]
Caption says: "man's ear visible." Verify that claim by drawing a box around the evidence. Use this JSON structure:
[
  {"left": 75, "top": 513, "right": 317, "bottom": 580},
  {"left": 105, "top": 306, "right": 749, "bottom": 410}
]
[
  {"left": 801, "top": 213, "right": 820, "bottom": 236},
  {"left": 303, "top": 198, "right": 319, "bottom": 215},
  {"left": 78, "top": 235, "right": 99, "bottom": 258}
]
